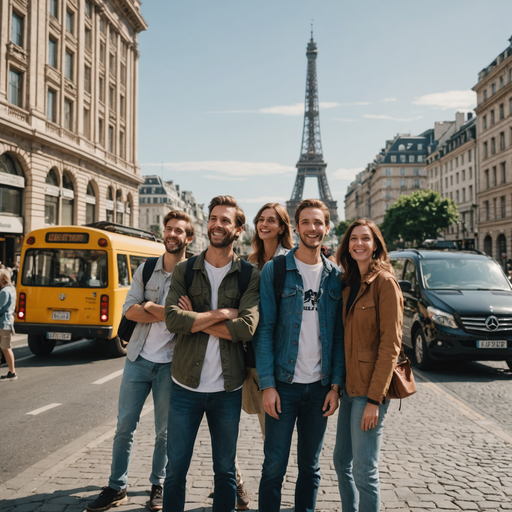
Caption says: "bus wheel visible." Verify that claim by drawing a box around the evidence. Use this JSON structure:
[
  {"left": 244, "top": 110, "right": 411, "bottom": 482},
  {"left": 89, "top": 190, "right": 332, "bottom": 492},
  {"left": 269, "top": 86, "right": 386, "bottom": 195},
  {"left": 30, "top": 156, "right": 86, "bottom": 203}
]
[
  {"left": 28, "top": 335, "right": 56, "bottom": 356},
  {"left": 108, "top": 336, "right": 128, "bottom": 357}
]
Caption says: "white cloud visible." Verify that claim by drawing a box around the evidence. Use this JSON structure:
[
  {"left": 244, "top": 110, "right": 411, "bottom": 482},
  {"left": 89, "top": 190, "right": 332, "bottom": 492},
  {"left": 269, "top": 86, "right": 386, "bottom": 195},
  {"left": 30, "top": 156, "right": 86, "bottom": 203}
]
[
  {"left": 207, "top": 102, "right": 343, "bottom": 116},
  {"left": 412, "top": 90, "right": 476, "bottom": 110},
  {"left": 238, "top": 196, "right": 288, "bottom": 204},
  {"left": 142, "top": 161, "right": 296, "bottom": 177},
  {"left": 203, "top": 174, "right": 248, "bottom": 181},
  {"left": 363, "top": 114, "right": 423, "bottom": 122},
  {"left": 381, "top": 98, "right": 397, "bottom": 102},
  {"left": 331, "top": 167, "right": 364, "bottom": 180}
]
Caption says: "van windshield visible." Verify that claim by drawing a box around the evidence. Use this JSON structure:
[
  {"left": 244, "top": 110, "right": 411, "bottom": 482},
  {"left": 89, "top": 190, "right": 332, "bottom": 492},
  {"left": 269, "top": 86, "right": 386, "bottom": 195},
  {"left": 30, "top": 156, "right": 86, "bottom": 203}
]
[
  {"left": 420, "top": 258, "right": 511, "bottom": 291},
  {"left": 21, "top": 249, "right": 108, "bottom": 288}
]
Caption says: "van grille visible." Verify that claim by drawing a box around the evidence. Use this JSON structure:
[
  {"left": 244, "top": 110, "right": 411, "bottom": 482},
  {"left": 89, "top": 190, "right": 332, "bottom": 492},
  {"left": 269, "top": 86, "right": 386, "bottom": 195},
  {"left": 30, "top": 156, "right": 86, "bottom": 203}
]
[{"left": 460, "top": 315, "right": 512, "bottom": 333}]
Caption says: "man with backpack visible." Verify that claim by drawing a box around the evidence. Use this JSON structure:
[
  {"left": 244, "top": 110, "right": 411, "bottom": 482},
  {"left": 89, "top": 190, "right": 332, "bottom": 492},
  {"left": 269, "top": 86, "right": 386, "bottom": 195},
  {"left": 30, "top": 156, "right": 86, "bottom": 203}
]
[
  {"left": 253, "top": 199, "right": 345, "bottom": 512},
  {"left": 163, "top": 195, "right": 260, "bottom": 512},
  {"left": 87, "top": 211, "right": 194, "bottom": 512}
]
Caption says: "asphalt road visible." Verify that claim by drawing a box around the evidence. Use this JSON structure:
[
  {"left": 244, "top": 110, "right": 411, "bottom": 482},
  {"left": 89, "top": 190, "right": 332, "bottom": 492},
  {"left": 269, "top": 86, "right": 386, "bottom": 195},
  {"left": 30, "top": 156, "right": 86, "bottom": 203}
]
[{"left": 0, "top": 336, "right": 127, "bottom": 484}]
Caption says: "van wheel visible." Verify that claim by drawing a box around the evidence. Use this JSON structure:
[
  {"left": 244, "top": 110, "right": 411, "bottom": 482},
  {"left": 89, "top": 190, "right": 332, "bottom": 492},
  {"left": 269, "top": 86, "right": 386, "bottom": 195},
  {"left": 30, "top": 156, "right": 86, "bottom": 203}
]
[
  {"left": 28, "top": 335, "right": 56, "bottom": 356},
  {"left": 108, "top": 336, "right": 127, "bottom": 357},
  {"left": 413, "top": 329, "right": 433, "bottom": 370}
]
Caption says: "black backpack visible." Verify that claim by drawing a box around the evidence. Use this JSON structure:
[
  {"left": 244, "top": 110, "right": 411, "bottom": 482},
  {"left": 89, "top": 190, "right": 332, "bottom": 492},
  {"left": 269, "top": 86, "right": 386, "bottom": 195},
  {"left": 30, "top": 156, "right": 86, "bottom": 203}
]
[
  {"left": 117, "top": 257, "right": 159, "bottom": 343},
  {"left": 183, "top": 254, "right": 287, "bottom": 368}
]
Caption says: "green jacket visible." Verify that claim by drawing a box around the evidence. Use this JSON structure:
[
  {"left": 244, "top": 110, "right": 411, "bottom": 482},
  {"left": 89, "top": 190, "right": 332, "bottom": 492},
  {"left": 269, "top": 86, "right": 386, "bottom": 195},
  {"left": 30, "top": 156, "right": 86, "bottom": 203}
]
[{"left": 165, "top": 250, "right": 260, "bottom": 391}]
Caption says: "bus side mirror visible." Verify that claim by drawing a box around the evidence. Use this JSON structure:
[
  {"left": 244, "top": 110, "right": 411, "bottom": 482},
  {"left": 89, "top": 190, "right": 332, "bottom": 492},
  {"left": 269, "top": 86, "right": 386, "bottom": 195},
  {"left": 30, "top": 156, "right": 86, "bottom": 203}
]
[{"left": 398, "top": 280, "right": 412, "bottom": 293}]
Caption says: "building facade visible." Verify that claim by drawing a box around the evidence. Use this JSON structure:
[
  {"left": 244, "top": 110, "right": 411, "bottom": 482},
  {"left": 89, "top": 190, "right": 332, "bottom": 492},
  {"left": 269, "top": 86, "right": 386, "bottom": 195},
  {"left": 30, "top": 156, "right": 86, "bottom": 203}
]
[
  {"left": 426, "top": 113, "right": 477, "bottom": 247},
  {"left": 138, "top": 175, "right": 208, "bottom": 255},
  {"left": 0, "top": 0, "right": 146, "bottom": 266},
  {"left": 473, "top": 36, "right": 512, "bottom": 269}
]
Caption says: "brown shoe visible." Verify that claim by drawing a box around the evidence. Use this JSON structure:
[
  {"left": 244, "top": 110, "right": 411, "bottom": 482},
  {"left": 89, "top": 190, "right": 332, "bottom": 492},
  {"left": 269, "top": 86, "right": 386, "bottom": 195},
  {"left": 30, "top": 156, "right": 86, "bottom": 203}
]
[{"left": 236, "top": 482, "right": 250, "bottom": 510}]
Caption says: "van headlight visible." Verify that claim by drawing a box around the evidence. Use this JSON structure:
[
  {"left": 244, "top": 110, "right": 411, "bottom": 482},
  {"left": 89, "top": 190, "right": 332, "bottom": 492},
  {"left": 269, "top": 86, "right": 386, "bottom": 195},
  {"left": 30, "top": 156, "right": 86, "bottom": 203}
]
[{"left": 427, "top": 306, "right": 458, "bottom": 329}]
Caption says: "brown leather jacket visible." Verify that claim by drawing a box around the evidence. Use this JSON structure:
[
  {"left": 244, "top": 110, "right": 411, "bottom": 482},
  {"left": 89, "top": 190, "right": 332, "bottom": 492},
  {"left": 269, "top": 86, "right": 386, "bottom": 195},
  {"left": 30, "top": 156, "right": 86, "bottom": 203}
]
[{"left": 342, "top": 269, "right": 404, "bottom": 403}]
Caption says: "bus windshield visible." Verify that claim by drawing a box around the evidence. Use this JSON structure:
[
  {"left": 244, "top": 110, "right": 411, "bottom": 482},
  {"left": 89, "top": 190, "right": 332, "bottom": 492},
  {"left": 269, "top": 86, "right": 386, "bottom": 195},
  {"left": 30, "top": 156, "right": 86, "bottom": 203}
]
[{"left": 21, "top": 249, "right": 108, "bottom": 288}]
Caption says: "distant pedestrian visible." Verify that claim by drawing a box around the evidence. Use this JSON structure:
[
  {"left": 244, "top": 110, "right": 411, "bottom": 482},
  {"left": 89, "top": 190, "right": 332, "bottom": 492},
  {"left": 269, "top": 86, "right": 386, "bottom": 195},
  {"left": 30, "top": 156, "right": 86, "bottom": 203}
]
[
  {"left": 0, "top": 268, "right": 17, "bottom": 381},
  {"left": 86, "top": 211, "right": 194, "bottom": 512},
  {"left": 333, "top": 218, "right": 404, "bottom": 512},
  {"left": 12, "top": 262, "right": 19, "bottom": 286}
]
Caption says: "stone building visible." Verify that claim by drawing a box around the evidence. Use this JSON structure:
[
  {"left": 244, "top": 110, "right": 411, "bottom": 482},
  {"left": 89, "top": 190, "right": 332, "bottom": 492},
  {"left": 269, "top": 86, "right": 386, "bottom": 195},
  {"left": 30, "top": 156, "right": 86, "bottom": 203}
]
[
  {"left": 473, "top": 36, "right": 512, "bottom": 269},
  {"left": 426, "top": 112, "right": 477, "bottom": 247},
  {"left": 344, "top": 166, "right": 373, "bottom": 221},
  {"left": 0, "top": 0, "right": 147, "bottom": 266},
  {"left": 138, "top": 175, "right": 208, "bottom": 255}
]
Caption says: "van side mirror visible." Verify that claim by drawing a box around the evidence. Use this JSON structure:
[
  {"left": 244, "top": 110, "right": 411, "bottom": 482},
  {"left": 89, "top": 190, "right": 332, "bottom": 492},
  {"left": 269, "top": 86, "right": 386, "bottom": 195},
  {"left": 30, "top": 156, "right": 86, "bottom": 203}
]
[{"left": 398, "top": 280, "right": 412, "bottom": 293}]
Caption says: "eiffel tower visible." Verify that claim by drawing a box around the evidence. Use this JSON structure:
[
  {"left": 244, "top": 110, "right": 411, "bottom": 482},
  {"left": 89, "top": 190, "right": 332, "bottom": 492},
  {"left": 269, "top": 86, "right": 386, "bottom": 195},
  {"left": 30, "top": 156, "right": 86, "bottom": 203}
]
[{"left": 286, "top": 29, "right": 339, "bottom": 225}]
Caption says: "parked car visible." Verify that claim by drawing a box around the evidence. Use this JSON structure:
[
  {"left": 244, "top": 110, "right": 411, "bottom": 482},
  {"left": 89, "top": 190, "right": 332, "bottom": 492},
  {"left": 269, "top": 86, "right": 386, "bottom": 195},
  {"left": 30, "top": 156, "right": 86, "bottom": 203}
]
[{"left": 389, "top": 249, "right": 512, "bottom": 370}]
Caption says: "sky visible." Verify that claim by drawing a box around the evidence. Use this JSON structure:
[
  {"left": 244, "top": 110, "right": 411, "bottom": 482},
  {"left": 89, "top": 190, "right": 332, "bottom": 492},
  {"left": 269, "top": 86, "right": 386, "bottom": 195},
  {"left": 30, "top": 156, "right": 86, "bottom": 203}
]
[{"left": 137, "top": 0, "right": 512, "bottom": 222}]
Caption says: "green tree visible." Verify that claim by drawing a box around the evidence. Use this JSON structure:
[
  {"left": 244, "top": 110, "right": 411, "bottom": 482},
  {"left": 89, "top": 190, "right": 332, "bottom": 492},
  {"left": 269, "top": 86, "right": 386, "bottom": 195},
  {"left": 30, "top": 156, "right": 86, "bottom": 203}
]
[
  {"left": 150, "top": 224, "right": 163, "bottom": 239},
  {"left": 335, "top": 219, "right": 353, "bottom": 240},
  {"left": 381, "top": 190, "right": 458, "bottom": 246}
]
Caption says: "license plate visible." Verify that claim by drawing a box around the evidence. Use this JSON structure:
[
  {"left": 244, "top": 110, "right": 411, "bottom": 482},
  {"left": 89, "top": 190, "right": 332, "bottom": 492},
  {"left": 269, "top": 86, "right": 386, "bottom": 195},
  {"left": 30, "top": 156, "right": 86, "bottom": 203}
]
[
  {"left": 52, "top": 311, "right": 70, "bottom": 321},
  {"left": 477, "top": 340, "right": 507, "bottom": 348},
  {"left": 47, "top": 332, "right": 72, "bottom": 340}
]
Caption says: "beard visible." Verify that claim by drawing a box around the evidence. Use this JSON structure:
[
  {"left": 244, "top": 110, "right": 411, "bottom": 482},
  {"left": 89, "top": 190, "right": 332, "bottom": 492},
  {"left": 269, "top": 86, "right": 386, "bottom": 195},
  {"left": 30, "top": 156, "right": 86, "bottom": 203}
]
[
  {"left": 208, "top": 228, "right": 237, "bottom": 248},
  {"left": 165, "top": 238, "right": 188, "bottom": 254}
]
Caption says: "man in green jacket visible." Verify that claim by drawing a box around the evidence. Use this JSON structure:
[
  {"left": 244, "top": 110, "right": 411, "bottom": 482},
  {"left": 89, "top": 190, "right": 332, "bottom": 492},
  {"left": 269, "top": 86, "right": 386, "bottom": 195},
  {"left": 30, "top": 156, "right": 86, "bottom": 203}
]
[{"left": 163, "top": 195, "right": 260, "bottom": 512}]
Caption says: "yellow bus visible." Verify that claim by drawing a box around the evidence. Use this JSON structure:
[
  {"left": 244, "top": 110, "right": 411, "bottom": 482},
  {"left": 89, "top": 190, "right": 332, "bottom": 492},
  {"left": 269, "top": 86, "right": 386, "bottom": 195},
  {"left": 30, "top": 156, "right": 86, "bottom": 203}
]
[{"left": 15, "top": 222, "right": 164, "bottom": 357}]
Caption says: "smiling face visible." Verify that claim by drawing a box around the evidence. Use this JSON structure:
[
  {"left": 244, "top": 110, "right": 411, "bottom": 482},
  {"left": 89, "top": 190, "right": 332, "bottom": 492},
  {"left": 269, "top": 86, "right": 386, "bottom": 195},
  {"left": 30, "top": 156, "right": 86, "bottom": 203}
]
[
  {"left": 348, "top": 225, "right": 377, "bottom": 267},
  {"left": 256, "top": 208, "right": 284, "bottom": 243},
  {"left": 207, "top": 205, "right": 243, "bottom": 248},
  {"left": 296, "top": 207, "right": 329, "bottom": 250},
  {"left": 164, "top": 218, "right": 193, "bottom": 254}
]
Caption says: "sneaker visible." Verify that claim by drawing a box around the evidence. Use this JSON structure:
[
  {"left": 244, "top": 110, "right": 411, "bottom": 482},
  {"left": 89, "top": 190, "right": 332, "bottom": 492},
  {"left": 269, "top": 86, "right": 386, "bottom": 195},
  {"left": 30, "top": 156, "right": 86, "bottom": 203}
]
[
  {"left": 86, "top": 487, "right": 127, "bottom": 511},
  {"left": 0, "top": 371, "right": 17, "bottom": 381},
  {"left": 148, "top": 484, "right": 163, "bottom": 510},
  {"left": 236, "top": 482, "right": 250, "bottom": 510}
]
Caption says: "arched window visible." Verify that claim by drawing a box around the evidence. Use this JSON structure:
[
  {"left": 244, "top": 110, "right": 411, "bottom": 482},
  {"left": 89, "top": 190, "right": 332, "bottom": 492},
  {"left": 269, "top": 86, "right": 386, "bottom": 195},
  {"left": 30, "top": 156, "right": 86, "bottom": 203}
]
[
  {"left": 398, "top": 144, "right": 405, "bottom": 151},
  {"left": 116, "top": 189, "right": 123, "bottom": 224},
  {"left": 484, "top": 235, "right": 493, "bottom": 257},
  {"left": 86, "top": 182, "right": 96, "bottom": 224},
  {"left": 45, "top": 169, "right": 60, "bottom": 225},
  {"left": 125, "top": 197, "right": 132, "bottom": 227},
  {"left": 498, "top": 234, "right": 507, "bottom": 270},
  {"left": 61, "top": 173, "right": 75, "bottom": 225},
  {"left": 0, "top": 153, "right": 24, "bottom": 216},
  {"left": 106, "top": 186, "right": 114, "bottom": 222}
]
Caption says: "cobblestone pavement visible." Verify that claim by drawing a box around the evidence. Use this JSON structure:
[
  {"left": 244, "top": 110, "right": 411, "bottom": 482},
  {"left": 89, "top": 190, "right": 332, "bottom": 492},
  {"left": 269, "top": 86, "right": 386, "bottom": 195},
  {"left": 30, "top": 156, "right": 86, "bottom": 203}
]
[{"left": 1, "top": 372, "right": 512, "bottom": 511}]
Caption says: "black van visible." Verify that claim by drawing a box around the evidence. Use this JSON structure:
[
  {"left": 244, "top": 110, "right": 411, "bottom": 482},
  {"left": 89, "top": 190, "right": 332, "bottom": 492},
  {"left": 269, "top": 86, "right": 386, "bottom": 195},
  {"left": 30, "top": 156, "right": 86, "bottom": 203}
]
[{"left": 389, "top": 249, "right": 512, "bottom": 370}]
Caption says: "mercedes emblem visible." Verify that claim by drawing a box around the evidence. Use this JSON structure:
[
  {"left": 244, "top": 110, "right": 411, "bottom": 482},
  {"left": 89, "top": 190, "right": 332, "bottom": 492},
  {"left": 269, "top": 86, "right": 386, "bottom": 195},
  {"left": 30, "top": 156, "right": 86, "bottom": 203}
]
[{"left": 485, "top": 315, "right": 499, "bottom": 331}]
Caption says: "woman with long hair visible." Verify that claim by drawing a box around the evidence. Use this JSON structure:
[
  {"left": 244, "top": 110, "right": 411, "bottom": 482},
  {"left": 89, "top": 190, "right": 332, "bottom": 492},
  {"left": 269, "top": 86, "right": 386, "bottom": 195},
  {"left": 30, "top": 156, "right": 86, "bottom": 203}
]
[
  {"left": 247, "top": 203, "right": 294, "bottom": 271},
  {"left": 333, "top": 218, "right": 403, "bottom": 512}
]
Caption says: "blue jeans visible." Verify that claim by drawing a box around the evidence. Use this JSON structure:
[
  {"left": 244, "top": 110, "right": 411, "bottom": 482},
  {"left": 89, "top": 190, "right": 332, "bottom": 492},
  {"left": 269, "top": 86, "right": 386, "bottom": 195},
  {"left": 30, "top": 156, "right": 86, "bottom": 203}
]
[
  {"left": 109, "top": 356, "right": 172, "bottom": 491},
  {"left": 163, "top": 383, "right": 242, "bottom": 512},
  {"left": 333, "top": 392, "right": 390, "bottom": 512},
  {"left": 258, "top": 380, "right": 329, "bottom": 512}
]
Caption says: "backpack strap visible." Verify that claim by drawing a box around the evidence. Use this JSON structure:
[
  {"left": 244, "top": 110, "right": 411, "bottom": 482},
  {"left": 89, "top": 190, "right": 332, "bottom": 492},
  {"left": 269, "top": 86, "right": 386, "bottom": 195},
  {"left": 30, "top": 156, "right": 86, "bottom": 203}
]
[
  {"left": 272, "top": 254, "right": 287, "bottom": 317},
  {"left": 237, "top": 259, "right": 253, "bottom": 297},
  {"left": 142, "top": 257, "right": 158, "bottom": 288},
  {"left": 184, "top": 255, "right": 198, "bottom": 292}
]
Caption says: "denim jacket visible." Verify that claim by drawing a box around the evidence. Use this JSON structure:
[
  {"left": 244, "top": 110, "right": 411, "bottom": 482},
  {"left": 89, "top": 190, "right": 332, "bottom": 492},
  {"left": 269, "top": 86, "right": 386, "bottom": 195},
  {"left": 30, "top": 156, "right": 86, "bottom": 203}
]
[
  {"left": 253, "top": 247, "right": 345, "bottom": 390},
  {"left": 0, "top": 284, "right": 16, "bottom": 331},
  {"left": 122, "top": 254, "right": 172, "bottom": 362}
]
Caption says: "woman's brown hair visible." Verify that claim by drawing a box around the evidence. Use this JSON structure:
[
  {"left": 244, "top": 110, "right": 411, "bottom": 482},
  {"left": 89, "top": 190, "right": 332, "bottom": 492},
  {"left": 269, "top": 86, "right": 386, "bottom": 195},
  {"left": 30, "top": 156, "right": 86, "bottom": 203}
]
[
  {"left": 336, "top": 218, "right": 393, "bottom": 287},
  {"left": 248, "top": 203, "right": 293, "bottom": 270}
]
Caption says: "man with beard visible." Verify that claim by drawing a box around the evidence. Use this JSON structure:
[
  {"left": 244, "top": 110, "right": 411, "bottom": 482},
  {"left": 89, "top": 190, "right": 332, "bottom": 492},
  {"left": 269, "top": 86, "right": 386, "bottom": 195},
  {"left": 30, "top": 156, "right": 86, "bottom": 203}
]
[
  {"left": 163, "top": 196, "right": 260, "bottom": 512},
  {"left": 253, "top": 199, "right": 345, "bottom": 512},
  {"left": 87, "top": 211, "right": 194, "bottom": 512}
]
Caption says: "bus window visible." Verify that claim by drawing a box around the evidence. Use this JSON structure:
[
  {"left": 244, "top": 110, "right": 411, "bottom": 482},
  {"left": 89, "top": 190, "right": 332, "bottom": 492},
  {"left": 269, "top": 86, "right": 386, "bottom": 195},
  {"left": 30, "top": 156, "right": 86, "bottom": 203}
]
[
  {"left": 21, "top": 249, "right": 108, "bottom": 287},
  {"left": 117, "top": 254, "right": 130, "bottom": 287},
  {"left": 129, "top": 255, "right": 148, "bottom": 279}
]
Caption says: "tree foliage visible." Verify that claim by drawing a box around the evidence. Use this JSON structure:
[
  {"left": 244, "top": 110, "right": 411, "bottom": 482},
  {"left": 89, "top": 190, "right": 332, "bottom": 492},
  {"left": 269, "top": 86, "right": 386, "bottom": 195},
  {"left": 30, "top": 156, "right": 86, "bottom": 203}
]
[
  {"left": 150, "top": 224, "right": 163, "bottom": 239},
  {"left": 335, "top": 219, "right": 353, "bottom": 239},
  {"left": 381, "top": 190, "right": 458, "bottom": 246}
]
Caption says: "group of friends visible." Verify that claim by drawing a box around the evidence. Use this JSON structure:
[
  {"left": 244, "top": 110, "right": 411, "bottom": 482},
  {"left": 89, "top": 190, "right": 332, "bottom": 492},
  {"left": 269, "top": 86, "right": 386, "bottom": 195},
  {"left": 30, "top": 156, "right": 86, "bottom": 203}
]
[{"left": 77, "top": 194, "right": 405, "bottom": 512}]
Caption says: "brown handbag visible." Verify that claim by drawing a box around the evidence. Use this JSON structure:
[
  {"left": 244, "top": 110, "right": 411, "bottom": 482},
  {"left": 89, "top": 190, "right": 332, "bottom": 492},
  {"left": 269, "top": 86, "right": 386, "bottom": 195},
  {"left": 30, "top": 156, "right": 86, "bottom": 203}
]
[{"left": 387, "top": 349, "right": 417, "bottom": 406}]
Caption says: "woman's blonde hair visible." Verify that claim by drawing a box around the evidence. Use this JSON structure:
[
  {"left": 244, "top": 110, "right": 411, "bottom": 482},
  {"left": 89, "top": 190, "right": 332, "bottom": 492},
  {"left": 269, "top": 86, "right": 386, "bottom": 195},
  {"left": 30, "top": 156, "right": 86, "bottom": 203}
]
[
  {"left": 336, "top": 218, "right": 393, "bottom": 287},
  {"left": 0, "top": 269, "right": 12, "bottom": 286},
  {"left": 248, "top": 203, "right": 293, "bottom": 270}
]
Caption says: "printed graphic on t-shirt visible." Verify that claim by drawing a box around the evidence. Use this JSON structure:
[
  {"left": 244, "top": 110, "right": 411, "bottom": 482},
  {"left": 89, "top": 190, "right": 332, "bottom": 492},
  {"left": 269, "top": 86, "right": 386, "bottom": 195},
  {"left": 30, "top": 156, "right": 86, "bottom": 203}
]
[{"left": 304, "top": 289, "right": 319, "bottom": 310}]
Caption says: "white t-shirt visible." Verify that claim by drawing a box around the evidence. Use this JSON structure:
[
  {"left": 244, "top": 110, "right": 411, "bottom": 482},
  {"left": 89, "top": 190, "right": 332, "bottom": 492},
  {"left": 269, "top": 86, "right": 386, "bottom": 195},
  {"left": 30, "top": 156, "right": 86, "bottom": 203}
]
[
  {"left": 140, "top": 270, "right": 175, "bottom": 364},
  {"left": 293, "top": 256, "right": 323, "bottom": 384},
  {"left": 177, "top": 259, "right": 232, "bottom": 393}
]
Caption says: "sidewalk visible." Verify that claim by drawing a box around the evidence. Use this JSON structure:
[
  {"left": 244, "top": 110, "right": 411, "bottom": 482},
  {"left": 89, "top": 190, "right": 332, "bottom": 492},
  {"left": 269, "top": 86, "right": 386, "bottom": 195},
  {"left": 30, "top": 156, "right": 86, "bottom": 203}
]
[{"left": 2, "top": 373, "right": 512, "bottom": 511}]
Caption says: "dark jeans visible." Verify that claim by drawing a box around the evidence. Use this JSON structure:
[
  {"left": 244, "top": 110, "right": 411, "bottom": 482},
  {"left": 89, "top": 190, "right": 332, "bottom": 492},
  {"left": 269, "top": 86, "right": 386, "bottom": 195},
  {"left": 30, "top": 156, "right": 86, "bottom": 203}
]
[
  {"left": 258, "top": 380, "right": 329, "bottom": 512},
  {"left": 163, "top": 382, "right": 242, "bottom": 512}
]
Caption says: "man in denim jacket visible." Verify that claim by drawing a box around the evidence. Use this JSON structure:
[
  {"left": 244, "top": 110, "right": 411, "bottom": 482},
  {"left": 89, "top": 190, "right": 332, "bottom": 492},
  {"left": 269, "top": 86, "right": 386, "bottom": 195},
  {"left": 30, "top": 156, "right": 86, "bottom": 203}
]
[{"left": 253, "top": 199, "right": 345, "bottom": 512}]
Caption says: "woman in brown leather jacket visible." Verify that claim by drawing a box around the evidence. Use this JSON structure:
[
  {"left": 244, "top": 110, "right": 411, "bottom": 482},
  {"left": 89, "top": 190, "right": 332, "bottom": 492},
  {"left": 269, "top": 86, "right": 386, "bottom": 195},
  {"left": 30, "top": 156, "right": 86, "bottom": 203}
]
[{"left": 333, "top": 218, "right": 403, "bottom": 512}]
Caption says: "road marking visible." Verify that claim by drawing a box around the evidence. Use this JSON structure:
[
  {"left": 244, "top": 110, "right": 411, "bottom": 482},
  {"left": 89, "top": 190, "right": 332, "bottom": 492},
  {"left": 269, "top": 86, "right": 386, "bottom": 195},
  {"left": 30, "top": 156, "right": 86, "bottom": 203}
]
[
  {"left": 92, "top": 369, "right": 123, "bottom": 385},
  {"left": 27, "top": 403, "right": 62, "bottom": 416}
]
